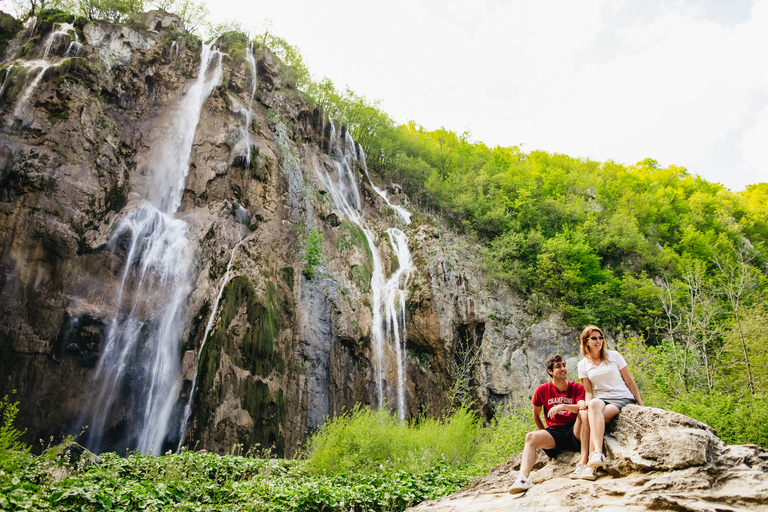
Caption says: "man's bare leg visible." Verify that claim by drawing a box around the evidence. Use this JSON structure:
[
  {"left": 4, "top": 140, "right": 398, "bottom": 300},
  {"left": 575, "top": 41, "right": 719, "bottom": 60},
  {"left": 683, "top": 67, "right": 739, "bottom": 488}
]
[{"left": 519, "top": 430, "right": 556, "bottom": 478}]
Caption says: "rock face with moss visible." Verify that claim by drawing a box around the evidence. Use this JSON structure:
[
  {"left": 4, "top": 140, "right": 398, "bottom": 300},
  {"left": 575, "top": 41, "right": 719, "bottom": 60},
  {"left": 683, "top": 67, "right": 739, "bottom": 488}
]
[{"left": 0, "top": 11, "right": 575, "bottom": 455}]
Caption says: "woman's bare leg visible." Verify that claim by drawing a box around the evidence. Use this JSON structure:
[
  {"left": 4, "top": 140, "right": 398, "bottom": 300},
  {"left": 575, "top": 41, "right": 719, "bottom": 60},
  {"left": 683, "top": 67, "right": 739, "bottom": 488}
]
[{"left": 587, "top": 400, "right": 621, "bottom": 454}]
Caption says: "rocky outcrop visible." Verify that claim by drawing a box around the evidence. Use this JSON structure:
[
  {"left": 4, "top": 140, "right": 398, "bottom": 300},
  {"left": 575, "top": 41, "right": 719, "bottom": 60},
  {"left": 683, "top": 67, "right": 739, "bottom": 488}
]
[
  {"left": 408, "top": 405, "right": 768, "bottom": 511},
  {"left": 0, "top": 10, "right": 580, "bottom": 456}
]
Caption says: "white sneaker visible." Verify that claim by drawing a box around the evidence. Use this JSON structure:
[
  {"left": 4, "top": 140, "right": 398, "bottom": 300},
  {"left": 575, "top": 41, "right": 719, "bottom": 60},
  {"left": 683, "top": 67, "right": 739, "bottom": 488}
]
[
  {"left": 579, "top": 466, "right": 597, "bottom": 480},
  {"left": 509, "top": 475, "right": 534, "bottom": 494},
  {"left": 569, "top": 463, "right": 585, "bottom": 479},
  {"left": 588, "top": 451, "right": 607, "bottom": 468}
]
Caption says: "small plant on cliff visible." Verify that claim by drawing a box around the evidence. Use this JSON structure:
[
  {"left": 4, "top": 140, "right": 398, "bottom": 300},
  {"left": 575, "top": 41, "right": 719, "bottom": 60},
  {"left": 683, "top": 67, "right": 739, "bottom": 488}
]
[{"left": 302, "top": 228, "right": 324, "bottom": 280}]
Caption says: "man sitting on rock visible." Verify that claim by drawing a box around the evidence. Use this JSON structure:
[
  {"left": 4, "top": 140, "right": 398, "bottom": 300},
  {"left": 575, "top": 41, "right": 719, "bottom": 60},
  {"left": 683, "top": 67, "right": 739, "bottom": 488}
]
[{"left": 509, "top": 354, "right": 592, "bottom": 494}]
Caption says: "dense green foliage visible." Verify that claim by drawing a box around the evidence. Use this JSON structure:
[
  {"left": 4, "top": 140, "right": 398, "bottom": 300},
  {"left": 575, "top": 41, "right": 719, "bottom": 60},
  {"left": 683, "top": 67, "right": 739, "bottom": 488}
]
[{"left": 0, "top": 401, "right": 534, "bottom": 512}]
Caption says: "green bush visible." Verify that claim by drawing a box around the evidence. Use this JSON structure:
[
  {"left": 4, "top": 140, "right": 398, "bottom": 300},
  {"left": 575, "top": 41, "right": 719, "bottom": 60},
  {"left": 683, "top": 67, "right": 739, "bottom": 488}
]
[{"left": 302, "top": 228, "right": 324, "bottom": 280}]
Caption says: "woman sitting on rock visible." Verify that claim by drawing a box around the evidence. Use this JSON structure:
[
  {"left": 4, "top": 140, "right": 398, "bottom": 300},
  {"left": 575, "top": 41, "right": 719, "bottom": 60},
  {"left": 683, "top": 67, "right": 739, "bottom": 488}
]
[{"left": 578, "top": 325, "right": 643, "bottom": 468}]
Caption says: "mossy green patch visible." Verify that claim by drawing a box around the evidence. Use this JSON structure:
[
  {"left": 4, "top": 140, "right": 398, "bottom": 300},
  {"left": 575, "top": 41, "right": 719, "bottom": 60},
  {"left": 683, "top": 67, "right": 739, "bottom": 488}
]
[
  {"left": 104, "top": 183, "right": 127, "bottom": 213},
  {"left": 338, "top": 221, "right": 373, "bottom": 291},
  {"left": 55, "top": 57, "right": 96, "bottom": 88},
  {"left": 279, "top": 266, "right": 294, "bottom": 291},
  {"left": 250, "top": 145, "right": 267, "bottom": 181},
  {"left": 0, "top": 12, "right": 22, "bottom": 57},
  {"left": 216, "top": 30, "right": 250, "bottom": 63},
  {"left": 239, "top": 280, "right": 285, "bottom": 377},
  {"left": 242, "top": 382, "right": 286, "bottom": 455}
]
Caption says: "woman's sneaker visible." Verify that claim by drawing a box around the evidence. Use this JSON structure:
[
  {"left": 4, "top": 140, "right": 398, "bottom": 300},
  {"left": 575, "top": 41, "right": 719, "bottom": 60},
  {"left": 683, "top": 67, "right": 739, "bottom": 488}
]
[
  {"left": 569, "top": 463, "right": 585, "bottom": 479},
  {"left": 579, "top": 466, "right": 597, "bottom": 480},
  {"left": 509, "top": 475, "right": 534, "bottom": 494},
  {"left": 588, "top": 451, "right": 607, "bottom": 468}
]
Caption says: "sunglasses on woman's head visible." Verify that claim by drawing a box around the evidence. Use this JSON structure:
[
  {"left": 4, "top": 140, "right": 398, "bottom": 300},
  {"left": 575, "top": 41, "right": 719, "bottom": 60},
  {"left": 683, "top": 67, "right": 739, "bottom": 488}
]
[{"left": 589, "top": 336, "right": 604, "bottom": 341}]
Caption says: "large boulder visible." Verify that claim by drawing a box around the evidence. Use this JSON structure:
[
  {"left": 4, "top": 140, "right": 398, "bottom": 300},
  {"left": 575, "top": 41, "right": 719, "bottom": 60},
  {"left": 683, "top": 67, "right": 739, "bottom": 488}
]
[{"left": 407, "top": 405, "right": 768, "bottom": 511}]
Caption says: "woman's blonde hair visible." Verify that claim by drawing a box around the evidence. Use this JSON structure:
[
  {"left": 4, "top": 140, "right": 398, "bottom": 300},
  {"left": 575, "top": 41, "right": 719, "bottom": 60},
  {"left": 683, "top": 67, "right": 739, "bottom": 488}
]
[{"left": 580, "top": 325, "right": 607, "bottom": 361}]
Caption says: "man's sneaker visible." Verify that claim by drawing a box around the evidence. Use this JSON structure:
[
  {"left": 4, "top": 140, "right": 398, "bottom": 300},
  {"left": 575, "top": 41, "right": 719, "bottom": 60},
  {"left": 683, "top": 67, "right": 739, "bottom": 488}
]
[
  {"left": 579, "top": 466, "right": 597, "bottom": 480},
  {"left": 588, "top": 451, "right": 607, "bottom": 468},
  {"left": 508, "top": 475, "right": 533, "bottom": 494},
  {"left": 569, "top": 463, "right": 585, "bottom": 479}
]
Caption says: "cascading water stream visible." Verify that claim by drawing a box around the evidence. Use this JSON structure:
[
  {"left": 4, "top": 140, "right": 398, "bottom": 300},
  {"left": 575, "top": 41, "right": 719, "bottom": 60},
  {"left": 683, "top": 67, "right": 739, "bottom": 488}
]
[
  {"left": 83, "top": 44, "right": 223, "bottom": 454},
  {"left": 384, "top": 228, "right": 413, "bottom": 421},
  {"left": 8, "top": 22, "right": 81, "bottom": 126},
  {"left": 314, "top": 125, "right": 414, "bottom": 420},
  {"left": 234, "top": 41, "right": 257, "bottom": 169}
]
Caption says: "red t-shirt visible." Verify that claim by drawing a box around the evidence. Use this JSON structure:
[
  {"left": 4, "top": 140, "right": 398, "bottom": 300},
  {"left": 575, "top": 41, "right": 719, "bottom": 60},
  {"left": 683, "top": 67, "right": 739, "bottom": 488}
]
[{"left": 532, "top": 381, "right": 586, "bottom": 428}]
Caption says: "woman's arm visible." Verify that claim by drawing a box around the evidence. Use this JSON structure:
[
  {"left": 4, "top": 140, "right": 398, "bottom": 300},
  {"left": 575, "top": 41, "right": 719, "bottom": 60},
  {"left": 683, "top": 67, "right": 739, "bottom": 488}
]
[
  {"left": 581, "top": 377, "right": 594, "bottom": 405},
  {"left": 619, "top": 366, "right": 643, "bottom": 406}
]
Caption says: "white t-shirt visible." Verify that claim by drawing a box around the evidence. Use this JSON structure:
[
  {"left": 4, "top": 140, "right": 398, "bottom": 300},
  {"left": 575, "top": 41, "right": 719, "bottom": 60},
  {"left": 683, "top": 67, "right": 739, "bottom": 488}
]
[{"left": 578, "top": 350, "right": 633, "bottom": 400}]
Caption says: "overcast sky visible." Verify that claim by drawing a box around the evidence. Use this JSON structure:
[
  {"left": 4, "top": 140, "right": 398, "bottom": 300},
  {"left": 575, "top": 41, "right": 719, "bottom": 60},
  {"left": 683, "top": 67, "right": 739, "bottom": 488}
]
[{"left": 203, "top": 0, "right": 767, "bottom": 192}]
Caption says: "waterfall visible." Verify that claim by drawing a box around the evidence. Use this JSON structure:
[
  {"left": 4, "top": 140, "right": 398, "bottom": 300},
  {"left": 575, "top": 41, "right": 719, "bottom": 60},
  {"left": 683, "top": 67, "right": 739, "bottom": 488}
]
[
  {"left": 315, "top": 124, "right": 414, "bottom": 420},
  {"left": 43, "top": 22, "right": 77, "bottom": 61},
  {"left": 9, "top": 64, "right": 48, "bottom": 125},
  {"left": 234, "top": 40, "right": 257, "bottom": 169},
  {"left": 0, "top": 67, "right": 11, "bottom": 98},
  {"left": 83, "top": 44, "right": 223, "bottom": 455},
  {"left": 245, "top": 41, "right": 257, "bottom": 100}
]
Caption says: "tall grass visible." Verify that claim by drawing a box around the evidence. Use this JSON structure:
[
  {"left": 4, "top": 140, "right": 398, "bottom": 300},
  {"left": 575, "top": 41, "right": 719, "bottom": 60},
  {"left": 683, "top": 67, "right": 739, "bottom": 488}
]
[{"left": 302, "top": 403, "right": 534, "bottom": 476}]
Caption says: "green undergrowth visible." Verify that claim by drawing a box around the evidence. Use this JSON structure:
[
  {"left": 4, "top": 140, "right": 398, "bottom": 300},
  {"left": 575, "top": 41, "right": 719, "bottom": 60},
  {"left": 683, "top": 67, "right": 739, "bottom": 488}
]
[
  {"left": 0, "top": 452, "right": 472, "bottom": 512},
  {"left": 1, "top": 399, "right": 532, "bottom": 511}
]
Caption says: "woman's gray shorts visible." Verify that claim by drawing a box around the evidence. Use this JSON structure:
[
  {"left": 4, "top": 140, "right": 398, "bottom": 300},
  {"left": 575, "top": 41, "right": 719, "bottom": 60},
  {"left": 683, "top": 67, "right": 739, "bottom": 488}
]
[{"left": 602, "top": 398, "right": 637, "bottom": 411}]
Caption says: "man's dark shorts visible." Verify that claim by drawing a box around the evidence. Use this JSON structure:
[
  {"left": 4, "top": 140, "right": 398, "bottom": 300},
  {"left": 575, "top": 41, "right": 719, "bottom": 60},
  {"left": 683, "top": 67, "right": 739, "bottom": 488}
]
[{"left": 543, "top": 424, "right": 580, "bottom": 458}]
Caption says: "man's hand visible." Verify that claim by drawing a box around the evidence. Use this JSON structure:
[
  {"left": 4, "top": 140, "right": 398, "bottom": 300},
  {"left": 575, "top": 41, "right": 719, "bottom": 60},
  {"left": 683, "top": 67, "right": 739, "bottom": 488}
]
[
  {"left": 578, "top": 400, "right": 587, "bottom": 410},
  {"left": 547, "top": 405, "right": 561, "bottom": 419}
]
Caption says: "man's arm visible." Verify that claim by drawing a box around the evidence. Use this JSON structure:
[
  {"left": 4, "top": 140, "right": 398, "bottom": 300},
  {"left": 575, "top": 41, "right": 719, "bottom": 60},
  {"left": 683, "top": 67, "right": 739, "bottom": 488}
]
[
  {"left": 532, "top": 404, "right": 546, "bottom": 430},
  {"left": 546, "top": 401, "right": 587, "bottom": 418}
]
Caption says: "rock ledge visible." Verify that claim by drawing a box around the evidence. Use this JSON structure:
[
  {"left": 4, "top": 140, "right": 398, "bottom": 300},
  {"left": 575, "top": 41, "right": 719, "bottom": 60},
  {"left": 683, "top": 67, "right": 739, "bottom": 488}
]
[{"left": 407, "top": 406, "right": 768, "bottom": 511}]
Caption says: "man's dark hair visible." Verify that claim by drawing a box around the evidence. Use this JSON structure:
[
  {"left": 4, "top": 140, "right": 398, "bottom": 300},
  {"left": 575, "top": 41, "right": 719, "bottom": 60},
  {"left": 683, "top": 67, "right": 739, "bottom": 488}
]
[{"left": 546, "top": 353, "right": 565, "bottom": 374}]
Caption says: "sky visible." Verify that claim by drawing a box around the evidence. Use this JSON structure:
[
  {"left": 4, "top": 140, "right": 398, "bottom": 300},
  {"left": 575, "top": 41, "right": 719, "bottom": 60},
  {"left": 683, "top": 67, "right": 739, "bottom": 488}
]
[
  {"left": 202, "top": 0, "right": 767, "bottom": 192},
  {"left": 2, "top": 0, "right": 765, "bottom": 191}
]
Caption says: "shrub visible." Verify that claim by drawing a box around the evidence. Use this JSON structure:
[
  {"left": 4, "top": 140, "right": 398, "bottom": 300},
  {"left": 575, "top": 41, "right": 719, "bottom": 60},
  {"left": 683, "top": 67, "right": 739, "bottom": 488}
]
[
  {"left": 302, "top": 228, "right": 324, "bottom": 279},
  {"left": 0, "top": 391, "right": 30, "bottom": 483},
  {"left": 303, "top": 405, "right": 483, "bottom": 476}
]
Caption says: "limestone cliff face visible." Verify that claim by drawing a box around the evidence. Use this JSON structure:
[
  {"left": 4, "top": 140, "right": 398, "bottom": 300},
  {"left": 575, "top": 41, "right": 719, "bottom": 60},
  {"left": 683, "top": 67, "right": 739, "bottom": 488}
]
[{"left": 0, "top": 12, "right": 577, "bottom": 455}]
